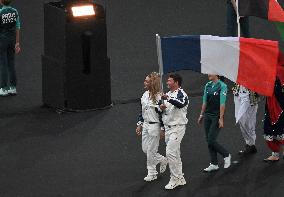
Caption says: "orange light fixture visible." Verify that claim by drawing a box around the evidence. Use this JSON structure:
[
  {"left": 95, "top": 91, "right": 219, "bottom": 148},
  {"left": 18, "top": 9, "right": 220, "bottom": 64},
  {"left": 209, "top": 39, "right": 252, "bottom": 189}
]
[{"left": 71, "top": 5, "right": 95, "bottom": 17}]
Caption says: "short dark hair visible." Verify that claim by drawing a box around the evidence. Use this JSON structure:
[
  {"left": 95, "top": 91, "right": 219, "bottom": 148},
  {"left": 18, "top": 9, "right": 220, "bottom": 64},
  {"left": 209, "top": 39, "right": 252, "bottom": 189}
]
[
  {"left": 2, "top": 0, "right": 13, "bottom": 5},
  {"left": 218, "top": 76, "right": 225, "bottom": 82},
  {"left": 168, "top": 73, "right": 182, "bottom": 86}
]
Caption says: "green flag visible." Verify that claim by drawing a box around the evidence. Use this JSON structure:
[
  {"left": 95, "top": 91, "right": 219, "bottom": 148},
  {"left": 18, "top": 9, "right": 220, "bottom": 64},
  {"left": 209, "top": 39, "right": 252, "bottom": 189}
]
[{"left": 275, "top": 22, "right": 284, "bottom": 41}]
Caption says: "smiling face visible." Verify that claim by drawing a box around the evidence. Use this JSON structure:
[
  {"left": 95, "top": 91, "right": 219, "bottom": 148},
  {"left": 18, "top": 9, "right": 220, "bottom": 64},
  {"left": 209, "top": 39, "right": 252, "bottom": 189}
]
[{"left": 166, "top": 77, "right": 179, "bottom": 91}]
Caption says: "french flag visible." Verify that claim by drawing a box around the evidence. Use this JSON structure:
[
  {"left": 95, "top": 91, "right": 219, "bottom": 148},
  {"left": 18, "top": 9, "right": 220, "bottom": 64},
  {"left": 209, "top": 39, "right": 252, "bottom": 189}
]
[{"left": 157, "top": 35, "right": 279, "bottom": 96}]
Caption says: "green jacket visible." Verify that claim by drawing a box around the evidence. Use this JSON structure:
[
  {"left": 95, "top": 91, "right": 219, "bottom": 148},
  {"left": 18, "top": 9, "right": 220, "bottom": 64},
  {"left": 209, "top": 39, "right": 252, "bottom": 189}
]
[
  {"left": 203, "top": 80, "right": 227, "bottom": 116},
  {"left": 0, "top": 5, "right": 20, "bottom": 39}
]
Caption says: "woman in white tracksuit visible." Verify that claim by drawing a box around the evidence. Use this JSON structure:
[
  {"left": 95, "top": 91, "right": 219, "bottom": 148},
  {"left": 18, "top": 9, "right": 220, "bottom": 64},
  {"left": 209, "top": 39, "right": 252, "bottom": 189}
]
[{"left": 136, "top": 72, "right": 167, "bottom": 182}]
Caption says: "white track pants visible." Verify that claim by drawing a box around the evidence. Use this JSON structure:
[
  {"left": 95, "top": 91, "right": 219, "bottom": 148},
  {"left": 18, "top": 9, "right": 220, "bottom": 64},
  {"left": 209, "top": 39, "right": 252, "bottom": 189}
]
[
  {"left": 164, "top": 125, "right": 186, "bottom": 179},
  {"left": 142, "top": 122, "right": 165, "bottom": 175}
]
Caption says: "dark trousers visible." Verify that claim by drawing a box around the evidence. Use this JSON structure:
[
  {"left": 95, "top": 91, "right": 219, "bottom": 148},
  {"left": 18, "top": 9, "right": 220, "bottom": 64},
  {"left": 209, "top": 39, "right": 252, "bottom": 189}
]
[
  {"left": 0, "top": 38, "right": 17, "bottom": 89},
  {"left": 226, "top": 2, "right": 250, "bottom": 37},
  {"left": 204, "top": 115, "right": 229, "bottom": 165}
]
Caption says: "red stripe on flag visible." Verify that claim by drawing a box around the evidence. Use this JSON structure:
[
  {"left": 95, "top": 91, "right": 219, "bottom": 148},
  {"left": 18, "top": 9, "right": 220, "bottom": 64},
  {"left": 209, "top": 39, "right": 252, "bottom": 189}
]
[
  {"left": 268, "top": 0, "right": 284, "bottom": 22},
  {"left": 237, "top": 38, "right": 278, "bottom": 96}
]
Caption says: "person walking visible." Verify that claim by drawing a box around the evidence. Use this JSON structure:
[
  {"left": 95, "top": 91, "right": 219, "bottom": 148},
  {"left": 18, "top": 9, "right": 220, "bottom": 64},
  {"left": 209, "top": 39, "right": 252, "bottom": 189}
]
[{"left": 198, "top": 75, "right": 231, "bottom": 172}]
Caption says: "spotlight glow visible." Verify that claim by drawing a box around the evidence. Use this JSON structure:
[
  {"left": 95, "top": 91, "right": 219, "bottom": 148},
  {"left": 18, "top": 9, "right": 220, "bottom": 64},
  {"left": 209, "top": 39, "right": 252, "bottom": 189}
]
[{"left": 71, "top": 5, "right": 95, "bottom": 17}]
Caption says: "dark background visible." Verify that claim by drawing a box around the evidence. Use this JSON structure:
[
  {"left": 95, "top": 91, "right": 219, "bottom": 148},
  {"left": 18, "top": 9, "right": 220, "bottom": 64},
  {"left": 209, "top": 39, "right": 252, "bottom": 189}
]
[{"left": 0, "top": 0, "right": 283, "bottom": 196}]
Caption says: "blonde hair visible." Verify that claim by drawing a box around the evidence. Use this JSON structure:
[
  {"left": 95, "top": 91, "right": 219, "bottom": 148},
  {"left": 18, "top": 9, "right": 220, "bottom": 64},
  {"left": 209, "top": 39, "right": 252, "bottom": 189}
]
[{"left": 147, "top": 72, "right": 161, "bottom": 103}]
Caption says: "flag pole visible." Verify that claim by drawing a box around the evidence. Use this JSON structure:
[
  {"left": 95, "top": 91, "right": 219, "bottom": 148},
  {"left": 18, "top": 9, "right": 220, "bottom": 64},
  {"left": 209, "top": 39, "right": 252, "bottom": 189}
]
[
  {"left": 236, "top": 0, "right": 241, "bottom": 37},
  {"left": 156, "top": 34, "right": 164, "bottom": 92}
]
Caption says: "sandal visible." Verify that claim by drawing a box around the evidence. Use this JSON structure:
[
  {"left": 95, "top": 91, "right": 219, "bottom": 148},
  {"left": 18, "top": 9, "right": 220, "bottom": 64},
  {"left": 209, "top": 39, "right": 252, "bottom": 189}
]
[
  {"left": 263, "top": 157, "right": 279, "bottom": 162},
  {"left": 263, "top": 152, "right": 280, "bottom": 162}
]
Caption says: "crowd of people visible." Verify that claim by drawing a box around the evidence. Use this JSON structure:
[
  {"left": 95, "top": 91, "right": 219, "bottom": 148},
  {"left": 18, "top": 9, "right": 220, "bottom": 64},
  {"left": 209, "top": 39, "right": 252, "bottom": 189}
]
[
  {"left": 135, "top": 0, "right": 284, "bottom": 190},
  {"left": 136, "top": 68, "right": 284, "bottom": 190},
  {"left": 1, "top": 0, "right": 283, "bottom": 191}
]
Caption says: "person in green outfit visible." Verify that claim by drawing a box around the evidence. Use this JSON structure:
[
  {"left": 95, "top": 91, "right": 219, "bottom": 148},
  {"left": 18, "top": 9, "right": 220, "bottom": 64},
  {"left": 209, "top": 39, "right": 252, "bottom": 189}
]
[
  {"left": 0, "top": 0, "right": 21, "bottom": 96},
  {"left": 198, "top": 74, "right": 231, "bottom": 172}
]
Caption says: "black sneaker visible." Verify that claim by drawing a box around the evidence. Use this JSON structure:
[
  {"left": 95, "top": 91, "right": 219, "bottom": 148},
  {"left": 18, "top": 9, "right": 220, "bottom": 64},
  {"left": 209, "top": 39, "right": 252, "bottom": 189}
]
[
  {"left": 238, "top": 144, "right": 250, "bottom": 155},
  {"left": 249, "top": 145, "right": 257, "bottom": 154},
  {"left": 239, "top": 145, "right": 257, "bottom": 155}
]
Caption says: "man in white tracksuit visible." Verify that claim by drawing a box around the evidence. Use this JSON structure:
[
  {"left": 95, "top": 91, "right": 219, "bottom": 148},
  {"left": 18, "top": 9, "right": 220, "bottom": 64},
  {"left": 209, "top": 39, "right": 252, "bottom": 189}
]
[
  {"left": 233, "top": 84, "right": 258, "bottom": 154},
  {"left": 136, "top": 72, "right": 168, "bottom": 182},
  {"left": 158, "top": 73, "right": 188, "bottom": 190}
]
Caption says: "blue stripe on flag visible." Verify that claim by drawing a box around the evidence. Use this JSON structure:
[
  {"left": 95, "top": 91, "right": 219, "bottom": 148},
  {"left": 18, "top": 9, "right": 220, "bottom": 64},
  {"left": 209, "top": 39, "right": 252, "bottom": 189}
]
[{"left": 161, "top": 35, "right": 201, "bottom": 74}]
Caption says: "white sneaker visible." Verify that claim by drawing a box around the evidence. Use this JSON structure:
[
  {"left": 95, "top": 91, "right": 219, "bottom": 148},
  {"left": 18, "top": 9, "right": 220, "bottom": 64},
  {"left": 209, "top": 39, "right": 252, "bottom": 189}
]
[
  {"left": 0, "top": 88, "right": 8, "bottom": 96},
  {"left": 164, "top": 177, "right": 186, "bottom": 190},
  {"left": 179, "top": 176, "right": 187, "bottom": 186},
  {"left": 160, "top": 158, "right": 168, "bottom": 173},
  {"left": 203, "top": 163, "right": 219, "bottom": 172},
  {"left": 7, "top": 87, "right": 17, "bottom": 95},
  {"left": 144, "top": 174, "right": 157, "bottom": 182},
  {"left": 224, "top": 154, "right": 231, "bottom": 169}
]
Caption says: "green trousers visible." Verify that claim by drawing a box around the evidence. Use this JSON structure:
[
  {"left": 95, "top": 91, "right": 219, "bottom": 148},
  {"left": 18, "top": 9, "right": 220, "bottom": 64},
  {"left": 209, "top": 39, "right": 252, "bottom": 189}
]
[{"left": 204, "top": 114, "right": 229, "bottom": 165}]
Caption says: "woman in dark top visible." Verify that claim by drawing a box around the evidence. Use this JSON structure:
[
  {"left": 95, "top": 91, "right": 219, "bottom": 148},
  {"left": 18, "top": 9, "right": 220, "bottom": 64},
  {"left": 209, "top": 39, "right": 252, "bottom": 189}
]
[{"left": 198, "top": 75, "right": 231, "bottom": 172}]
